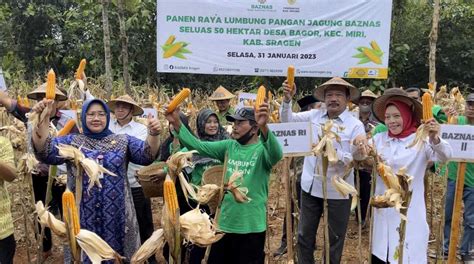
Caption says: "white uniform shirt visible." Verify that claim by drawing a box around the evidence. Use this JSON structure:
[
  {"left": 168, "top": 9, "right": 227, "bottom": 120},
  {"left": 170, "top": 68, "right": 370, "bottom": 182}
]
[
  {"left": 372, "top": 132, "right": 452, "bottom": 263},
  {"left": 109, "top": 119, "right": 148, "bottom": 188},
  {"left": 280, "top": 101, "right": 366, "bottom": 199}
]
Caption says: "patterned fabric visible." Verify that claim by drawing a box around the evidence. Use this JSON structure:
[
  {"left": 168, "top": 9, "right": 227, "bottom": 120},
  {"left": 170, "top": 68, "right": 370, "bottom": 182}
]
[
  {"left": 36, "top": 133, "right": 154, "bottom": 263},
  {"left": 0, "top": 137, "right": 15, "bottom": 240}
]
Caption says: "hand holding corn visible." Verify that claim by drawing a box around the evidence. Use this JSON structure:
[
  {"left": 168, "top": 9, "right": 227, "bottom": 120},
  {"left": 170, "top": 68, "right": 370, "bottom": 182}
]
[
  {"left": 147, "top": 113, "right": 162, "bottom": 136},
  {"left": 163, "top": 104, "right": 182, "bottom": 133},
  {"left": 425, "top": 118, "right": 441, "bottom": 144},
  {"left": 282, "top": 80, "right": 296, "bottom": 103},
  {"left": 32, "top": 99, "right": 55, "bottom": 122}
]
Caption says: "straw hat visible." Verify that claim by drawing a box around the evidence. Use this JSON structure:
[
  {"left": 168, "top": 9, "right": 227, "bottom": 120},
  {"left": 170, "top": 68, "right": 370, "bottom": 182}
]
[
  {"left": 136, "top": 162, "right": 167, "bottom": 198},
  {"left": 353, "top": 89, "right": 378, "bottom": 104},
  {"left": 27, "top": 83, "right": 68, "bottom": 101},
  {"left": 209, "top": 86, "right": 235, "bottom": 101},
  {"left": 202, "top": 165, "right": 224, "bottom": 214},
  {"left": 107, "top": 94, "right": 144, "bottom": 116},
  {"left": 372, "top": 88, "right": 422, "bottom": 123},
  {"left": 313, "top": 77, "right": 360, "bottom": 101}
]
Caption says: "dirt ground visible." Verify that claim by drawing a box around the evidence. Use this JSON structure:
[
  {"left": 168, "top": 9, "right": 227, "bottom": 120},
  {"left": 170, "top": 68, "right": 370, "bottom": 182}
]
[{"left": 9, "top": 166, "right": 465, "bottom": 264}]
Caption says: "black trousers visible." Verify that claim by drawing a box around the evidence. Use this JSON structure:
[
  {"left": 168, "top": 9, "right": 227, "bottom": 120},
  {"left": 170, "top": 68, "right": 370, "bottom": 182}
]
[
  {"left": 354, "top": 170, "right": 372, "bottom": 223},
  {"left": 297, "top": 191, "right": 351, "bottom": 264},
  {"left": 32, "top": 175, "right": 65, "bottom": 252},
  {"left": 131, "top": 187, "right": 156, "bottom": 264},
  {"left": 209, "top": 231, "right": 266, "bottom": 264},
  {"left": 0, "top": 234, "right": 16, "bottom": 264}
]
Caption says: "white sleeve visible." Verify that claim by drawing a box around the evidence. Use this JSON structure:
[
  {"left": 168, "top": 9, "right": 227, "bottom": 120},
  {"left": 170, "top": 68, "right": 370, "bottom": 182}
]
[
  {"left": 279, "top": 101, "right": 315, "bottom": 123},
  {"left": 425, "top": 138, "right": 452, "bottom": 163}
]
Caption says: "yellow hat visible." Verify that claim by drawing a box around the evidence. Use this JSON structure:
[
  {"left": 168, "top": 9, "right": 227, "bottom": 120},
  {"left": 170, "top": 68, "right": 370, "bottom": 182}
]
[{"left": 209, "top": 86, "right": 235, "bottom": 101}]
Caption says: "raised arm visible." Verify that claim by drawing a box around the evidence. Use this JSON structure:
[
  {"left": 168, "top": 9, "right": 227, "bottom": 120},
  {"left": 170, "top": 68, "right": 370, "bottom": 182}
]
[{"left": 279, "top": 80, "right": 316, "bottom": 122}]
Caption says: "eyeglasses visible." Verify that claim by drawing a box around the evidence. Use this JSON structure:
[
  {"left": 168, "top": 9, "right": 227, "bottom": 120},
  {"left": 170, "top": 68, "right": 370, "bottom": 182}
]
[{"left": 86, "top": 111, "right": 107, "bottom": 119}]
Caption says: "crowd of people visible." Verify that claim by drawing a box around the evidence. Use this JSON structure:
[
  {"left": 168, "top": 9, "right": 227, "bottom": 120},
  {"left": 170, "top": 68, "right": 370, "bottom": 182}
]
[{"left": 0, "top": 76, "right": 472, "bottom": 264}]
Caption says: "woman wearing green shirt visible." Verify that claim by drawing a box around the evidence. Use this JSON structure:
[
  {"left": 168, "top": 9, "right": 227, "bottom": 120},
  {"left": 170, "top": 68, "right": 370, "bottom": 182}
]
[{"left": 165, "top": 104, "right": 283, "bottom": 264}]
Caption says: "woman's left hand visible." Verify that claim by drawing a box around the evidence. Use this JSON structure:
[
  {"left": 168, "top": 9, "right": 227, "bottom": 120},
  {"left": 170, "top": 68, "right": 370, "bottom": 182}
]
[
  {"left": 425, "top": 118, "right": 440, "bottom": 144},
  {"left": 147, "top": 113, "right": 162, "bottom": 136}
]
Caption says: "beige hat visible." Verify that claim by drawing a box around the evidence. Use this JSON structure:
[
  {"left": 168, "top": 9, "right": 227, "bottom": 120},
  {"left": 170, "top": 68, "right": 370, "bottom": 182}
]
[
  {"left": 202, "top": 165, "right": 224, "bottom": 214},
  {"left": 136, "top": 162, "right": 167, "bottom": 198},
  {"left": 27, "top": 83, "right": 68, "bottom": 101},
  {"left": 313, "top": 77, "right": 360, "bottom": 101},
  {"left": 372, "top": 88, "right": 422, "bottom": 123},
  {"left": 209, "top": 86, "right": 235, "bottom": 101},
  {"left": 107, "top": 94, "right": 144, "bottom": 116},
  {"left": 354, "top": 89, "right": 378, "bottom": 104}
]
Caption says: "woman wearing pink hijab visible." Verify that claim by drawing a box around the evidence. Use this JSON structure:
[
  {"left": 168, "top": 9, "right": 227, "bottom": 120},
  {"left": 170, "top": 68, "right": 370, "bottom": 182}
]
[{"left": 357, "top": 88, "right": 452, "bottom": 263}]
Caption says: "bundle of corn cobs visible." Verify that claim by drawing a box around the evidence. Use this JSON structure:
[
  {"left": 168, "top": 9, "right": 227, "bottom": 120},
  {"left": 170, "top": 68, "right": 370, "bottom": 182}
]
[{"left": 370, "top": 161, "right": 413, "bottom": 220}]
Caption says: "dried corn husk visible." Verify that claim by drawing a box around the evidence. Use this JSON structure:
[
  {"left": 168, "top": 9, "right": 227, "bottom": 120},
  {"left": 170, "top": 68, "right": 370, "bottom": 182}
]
[
  {"left": 56, "top": 144, "right": 117, "bottom": 192},
  {"left": 35, "top": 201, "right": 67, "bottom": 237},
  {"left": 180, "top": 207, "right": 224, "bottom": 247},
  {"left": 312, "top": 120, "right": 342, "bottom": 165},
  {"left": 225, "top": 170, "right": 251, "bottom": 203},
  {"left": 331, "top": 176, "right": 358, "bottom": 210},
  {"left": 131, "top": 229, "right": 165, "bottom": 264},
  {"left": 167, "top": 150, "right": 198, "bottom": 179},
  {"left": 195, "top": 184, "right": 220, "bottom": 204},
  {"left": 76, "top": 229, "right": 123, "bottom": 264}
]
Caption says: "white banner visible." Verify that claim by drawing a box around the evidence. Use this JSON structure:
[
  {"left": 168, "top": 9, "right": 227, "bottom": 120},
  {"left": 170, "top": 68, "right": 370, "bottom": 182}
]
[
  {"left": 0, "top": 68, "right": 7, "bottom": 91},
  {"left": 156, "top": 0, "right": 392, "bottom": 79}
]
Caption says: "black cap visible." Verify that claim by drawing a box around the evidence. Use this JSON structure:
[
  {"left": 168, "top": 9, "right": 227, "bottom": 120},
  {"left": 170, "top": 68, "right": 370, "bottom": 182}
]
[
  {"left": 297, "top": 95, "right": 319, "bottom": 109},
  {"left": 226, "top": 107, "right": 256, "bottom": 122}
]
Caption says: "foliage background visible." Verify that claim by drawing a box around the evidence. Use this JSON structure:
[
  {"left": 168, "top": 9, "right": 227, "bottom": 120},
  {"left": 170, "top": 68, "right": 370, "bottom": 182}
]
[{"left": 0, "top": 0, "right": 472, "bottom": 96}]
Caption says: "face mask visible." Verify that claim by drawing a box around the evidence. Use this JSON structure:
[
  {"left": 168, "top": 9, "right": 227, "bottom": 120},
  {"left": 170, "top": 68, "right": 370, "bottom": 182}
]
[
  {"left": 236, "top": 127, "right": 255, "bottom": 145},
  {"left": 359, "top": 105, "right": 372, "bottom": 113}
]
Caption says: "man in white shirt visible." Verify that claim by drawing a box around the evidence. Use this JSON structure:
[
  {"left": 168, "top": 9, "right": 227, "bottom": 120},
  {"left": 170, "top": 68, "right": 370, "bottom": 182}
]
[
  {"left": 107, "top": 95, "right": 156, "bottom": 263},
  {"left": 280, "top": 77, "right": 366, "bottom": 264}
]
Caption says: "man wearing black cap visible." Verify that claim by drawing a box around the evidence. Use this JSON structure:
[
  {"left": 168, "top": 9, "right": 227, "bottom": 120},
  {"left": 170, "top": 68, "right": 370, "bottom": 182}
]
[{"left": 165, "top": 102, "right": 283, "bottom": 264}]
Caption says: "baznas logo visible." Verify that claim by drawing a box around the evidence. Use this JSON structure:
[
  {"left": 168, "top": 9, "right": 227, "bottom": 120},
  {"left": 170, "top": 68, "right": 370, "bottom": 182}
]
[
  {"left": 258, "top": 0, "right": 266, "bottom": 3},
  {"left": 288, "top": 0, "right": 296, "bottom": 4}
]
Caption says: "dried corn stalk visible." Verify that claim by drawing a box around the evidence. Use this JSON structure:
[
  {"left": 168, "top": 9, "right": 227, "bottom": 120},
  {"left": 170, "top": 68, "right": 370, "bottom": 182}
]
[
  {"left": 331, "top": 175, "right": 358, "bottom": 211},
  {"left": 195, "top": 184, "right": 220, "bottom": 204},
  {"left": 166, "top": 150, "right": 197, "bottom": 180}
]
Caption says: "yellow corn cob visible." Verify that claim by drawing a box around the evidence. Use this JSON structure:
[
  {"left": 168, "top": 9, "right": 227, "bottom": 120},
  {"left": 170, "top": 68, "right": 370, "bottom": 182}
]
[
  {"left": 167, "top": 88, "right": 191, "bottom": 113},
  {"left": 370, "top": 41, "right": 382, "bottom": 52},
  {"left": 422, "top": 92, "right": 433, "bottom": 121},
  {"left": 267, "top": 90, "right": 273, "bottom": 102},
  {"left": 255, "top": 85, "right": 266, "bottom": 110},
  {"left": 23, "top": 97, "right": 30, "bottom": 108},
  {"left": 46, "top": 69, "right": 56, "bottom": 100},
  {"left": 362, "top": 48, "right": 382, "bottom": 64},
  {"left": 58, "top": 119, "right": 76, "bottom": 136},
  {"left": 164, "top": 175, "right": 179, "bottom": 219},
  {"left": 75, "top": 59, "right": 87, "bottom": 80},
  {"left": 287, "top": 65, "right": 295, "bottom": 91},
  {"left": 163, "top": 42, "right": 184, "bottom": 58},
  {"left": 62, "top": 189, "right": 80, "bottom": 235},
  {"left": 165, "top": 35, "right": 176, "bottom": 45}
]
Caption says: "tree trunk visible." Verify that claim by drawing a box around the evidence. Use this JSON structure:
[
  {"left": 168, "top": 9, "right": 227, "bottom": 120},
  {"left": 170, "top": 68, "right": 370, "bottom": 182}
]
[
  {"left": 117, "top": 0, "right": 131, "bottom": 94},
  {"left": 101, "top": 0, "right": 113, "bottom": 96},
  {"left": 428, "top": 0, "right": 440, "bottom": 84}
]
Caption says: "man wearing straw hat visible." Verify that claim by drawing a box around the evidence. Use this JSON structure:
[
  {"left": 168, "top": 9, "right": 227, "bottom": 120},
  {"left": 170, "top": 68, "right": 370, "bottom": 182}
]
[
  {"left": 1, "top": 82, "right": 78, "bottom": 260},
  {"left": 354, "top": 89, "right": 380, "bottom": 226},
  {"left": 281, "top": 77, "right": 366, "bottom": 264},
  {"left": 107, "top": 94, "right": 157, "bottom": 263},
  {"left": 209, "top": 85, "right": 235, "bottom": 125}
]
